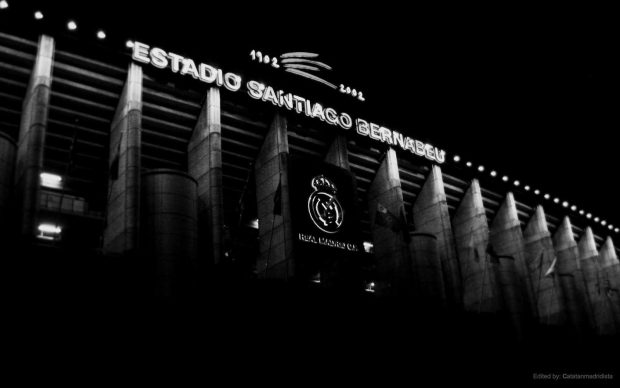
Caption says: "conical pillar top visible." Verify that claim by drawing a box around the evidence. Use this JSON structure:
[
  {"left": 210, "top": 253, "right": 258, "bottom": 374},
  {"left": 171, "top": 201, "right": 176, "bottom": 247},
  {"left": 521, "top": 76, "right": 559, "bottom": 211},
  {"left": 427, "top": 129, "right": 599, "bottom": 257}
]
[
  {"left": 524, "top": 205, "right": 550, "bottom": 239},
  {"left": 553, "top": 216, "right": 576, "bottom": 251},
  {"left": 577, "top": 227, "right": 598, "bottom": 260}
]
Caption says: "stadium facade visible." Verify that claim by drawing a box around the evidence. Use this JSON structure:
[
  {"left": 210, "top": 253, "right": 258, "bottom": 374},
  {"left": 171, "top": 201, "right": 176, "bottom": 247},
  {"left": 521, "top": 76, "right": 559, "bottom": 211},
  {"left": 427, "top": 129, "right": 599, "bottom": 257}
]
[{"left": 0, "top": 25, "right": 619, "bottom": 342}]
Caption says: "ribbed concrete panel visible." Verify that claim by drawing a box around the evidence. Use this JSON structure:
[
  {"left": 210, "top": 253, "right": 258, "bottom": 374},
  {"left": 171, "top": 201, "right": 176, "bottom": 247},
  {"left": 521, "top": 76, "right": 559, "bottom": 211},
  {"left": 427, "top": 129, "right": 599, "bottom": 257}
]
[
  {"left": 489, "top": 192, "right": 531, "bottom": 337},
  {"left": 103, "top": 63, "right": 142, "bottom": 255},
  {"left": 412, "top": 165, "right": 457, "bottom": 307},
  {"left": 453, "top": 179, "right": 501, "bottom": 313},
  {"left": 324, "top": 135, "right": 349, "bottom": 170},
  {"left": 578, "top": 228, "right": 617, "bottom": 335},
  {"left": 553, "top": 216, "right": 591, "bottom": 335},
  {"left": 255, "top": 113, "right": 294, "bottom": 280},
  {"left": 598, "top": 237, "right": 620, "bottom": 329},
  {"left": 14, "top": 35, "right": 54, "bottom": 239},
  {"left": 188, "top": 87, "right": 224, "bottom": 266},
  {"left": 367, "top": 149, "right": 410, "bottom": 296},
  {"left": 524, "top": 206, "right": 566, "bottom": 326},
  {"left": 408, "top": 232, "right": 446, "bottom": 306}
]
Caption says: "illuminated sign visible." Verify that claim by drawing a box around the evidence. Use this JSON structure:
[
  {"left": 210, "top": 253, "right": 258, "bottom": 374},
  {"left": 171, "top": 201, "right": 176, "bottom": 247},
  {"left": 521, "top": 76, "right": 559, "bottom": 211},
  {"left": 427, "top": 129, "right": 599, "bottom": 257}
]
[
  {"left": 307, "top": 175, "right": 344, "bottom": 234},
  {"left": 131, "top": 42, "right": 446, "bottom": 164}
]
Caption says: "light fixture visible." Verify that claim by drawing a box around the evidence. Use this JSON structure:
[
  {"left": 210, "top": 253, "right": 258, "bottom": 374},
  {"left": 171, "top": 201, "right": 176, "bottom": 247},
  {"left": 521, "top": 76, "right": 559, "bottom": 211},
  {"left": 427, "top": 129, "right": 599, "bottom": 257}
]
[
  {"left": 544, "top": 194, "right": 550, "bottom": 200},
  {"left": 562, "top": 201, "right": 569, "bottom": 208},
  {"left": 502, "top": 176, "right": 509, "bottom": 182},
  {"left": 553, "top": 198, "right": 560, "bottom": 204},
  {"left": 571, "top": 205, "right": 577, "bottom": 211},
  {"left": 579, "top": 210, "right": 584, "bottom": 215},
  {"left": 126, "top": 40, "right": 134, "bottom": 48},
  {"left": 453, "top": 155, "right": 461, "bottom": 162},
  {"left": 514, "top": 180, "right": 520, "bottom": 187},
  {"left": 490, "top": 171, "right": 497, "bottom": 177},
  {"left": 615, "top": 228, "right": 619, "bottom": 233},
  {"left": 34, "top": 11, "right": 43, "bottom": 19},
  {"left": 594, "top": 217, "right": 600, "bottom": 222},
  {"left": 586, "top": 213, "right": 592, "bottom": 219},
  {"left": 609, "top": 225, "right": 614, "bottom": 230},
  {"left": 524, "top": 185, "right": 530, "bottom": 191},
  {"left": 0, "top": 1, "right": 8, "bottom": 10},
  {"left": 478, "top": 165, "right": 485, "bottom": 172},
  {"left": 97, "top": 30, "right": 106, "bottom": 39},
  {"left": 534, "top": 189, "right": 540, "bottom": 195},
  {"left": 466, "top": 161, "right": 472, "bottom": 167},
  {"left": 67, "top": 20, "right": 77, "bottom": 30},
  {"left": 40, "top": 172, "right": 63, "bottom": 189},
  {"left": 601, "top": 220, "right": 607, "bottom": 226},
  {"left": 363, "top": 241, "right": 374, "bottom": 254}
]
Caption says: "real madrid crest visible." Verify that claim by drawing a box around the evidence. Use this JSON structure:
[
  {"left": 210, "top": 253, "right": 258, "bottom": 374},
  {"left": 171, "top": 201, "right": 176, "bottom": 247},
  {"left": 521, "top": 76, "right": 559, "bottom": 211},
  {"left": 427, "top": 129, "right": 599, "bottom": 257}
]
[{"left": 307, "top": 175, "right": 344, "bottom": 234}]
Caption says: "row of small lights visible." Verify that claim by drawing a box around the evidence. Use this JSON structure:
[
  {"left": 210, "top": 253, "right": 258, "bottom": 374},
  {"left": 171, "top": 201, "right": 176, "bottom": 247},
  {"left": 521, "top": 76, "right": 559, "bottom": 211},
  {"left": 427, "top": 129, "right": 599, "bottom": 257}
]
[
  {"left": 2, "top": 1, "right": 617, "bottom": 235},
  {"left": 452, "top": 154, "right": 619, "bottom": 234}
]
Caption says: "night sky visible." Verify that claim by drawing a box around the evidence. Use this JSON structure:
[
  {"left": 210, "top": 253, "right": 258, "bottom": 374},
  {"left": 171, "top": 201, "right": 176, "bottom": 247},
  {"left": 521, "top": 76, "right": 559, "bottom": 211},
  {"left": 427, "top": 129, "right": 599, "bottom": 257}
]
[{"left": 4, "top": 1, "right": 618, "bottom": 230}]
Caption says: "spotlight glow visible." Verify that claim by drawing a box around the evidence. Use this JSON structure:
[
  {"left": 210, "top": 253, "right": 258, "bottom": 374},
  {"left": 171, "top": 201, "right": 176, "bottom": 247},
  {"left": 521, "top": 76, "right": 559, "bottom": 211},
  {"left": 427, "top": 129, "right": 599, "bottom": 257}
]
[
  {"left": 553, "top": 198, "right": 559, "bottom": 204},
  {"left": 514, "top": 180, "right": 520, "bottom": 187},
  {"left": 34, "top": 11, "right": 43, "bottom": 19},
  {"left": 562, "top": 201, "right": 569, "bottom": 208},
  {"left": 67, "top": 20, "right": 77, "bottom": 30},
  {"left": 126, "top": 40, "right": 134, "bottom": 48},
  {"left": 609, "top": 225, "right": 614, "bottom": 230},
  {"left": 615, "top": 228, "right": 619, "bottom": 233},
  {"left": 0, "top": 1, "right": 8, "bottom": 10},
  {"left": 490, "top": 171, "right": 497, "bottom": 177},
  {"left": 478, "top": 166, "right": 485, "bottom": 172},
  {"left": 453, "top": 155, "right": 461, "bottom": 162},
  {"left": 544, "top": 194, "right": 550, "bottom": 200},
  {"left": 466, "top": 161, "right": 472, "bottom": 167},
  {"left": 534, "top": 189, "right": 540, "bottom": 195},
  {"left": 601, "top": 220, "right": 607, "bottom": 226},
  {"left": 586, "top": 213, "right": 592, "bottom": 219},
  {"left": 571, "top": 205, "right": 577, "bottom": 211},
  {"left": 594, "top": 217, "right": 600, "bottom": 222},
  {"left": 579, "top": 210, "right": 584, "bottom": 215},
  {"left": 524, "top": 185, "right": 530, "bottom": 191},
  {"left": 502, "top": 176, "right": 509, "bottom": 182},
  {"left": 97, "top": 30, "right": 106, "bottom": 39}
]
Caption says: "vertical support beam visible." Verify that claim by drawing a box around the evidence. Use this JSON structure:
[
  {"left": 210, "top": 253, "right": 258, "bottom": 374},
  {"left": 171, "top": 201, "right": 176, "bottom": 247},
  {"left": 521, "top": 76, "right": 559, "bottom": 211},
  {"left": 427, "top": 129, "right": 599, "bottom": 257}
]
[
  {"left": 0, "top": 133, "right": 16, "bottom": 245},
  {"left": 413, "top": 165, "right": 460, "bottom": 308},
  {"left": 553, "top": 216, "right": 591, "bottom": 334},
  {"left": 490, "top": 193, "right": 535, "bottom": 319},
  {"left": 598, "top": 237, "right": 620, "bottom": 330},
  {"left": 367, "top": 148, "right": 409, "bottom": 296},
  {"left": 188, "top": 87, "right": 223, "bottom": 266},
  {"left": 103, "top": 63, "right": 142, "bottom": 255},
  {"left": 324, "top": 135, "right": 350, "bottom": 170},
  {"left": 14, "top": 35, "right": 54, "bottom": 240},
  {"left": 453, "top": 180, "right": 500, "bottom": 313},
  {"left": 255, "top": 113, "right": 294, "bottom": 280},
  {"left": 524, "top": 206, "right": 566, "bottom": 326},
  {"left": 578, "top": 228, "right": 616, "bottom": 335}
]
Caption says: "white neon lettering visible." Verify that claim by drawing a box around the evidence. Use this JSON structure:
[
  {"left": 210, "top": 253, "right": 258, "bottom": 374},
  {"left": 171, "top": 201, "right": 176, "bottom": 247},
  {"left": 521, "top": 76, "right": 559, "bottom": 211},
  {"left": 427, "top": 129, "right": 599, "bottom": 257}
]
[
  {"left": 247, "top": 80, "right": 264, "bottom": 99},
  {"left": 150, "top": 47, "right": 168, "bottom": 68},
  {"left": 132, "top": 42, "right": 150, "bottom": 64}
]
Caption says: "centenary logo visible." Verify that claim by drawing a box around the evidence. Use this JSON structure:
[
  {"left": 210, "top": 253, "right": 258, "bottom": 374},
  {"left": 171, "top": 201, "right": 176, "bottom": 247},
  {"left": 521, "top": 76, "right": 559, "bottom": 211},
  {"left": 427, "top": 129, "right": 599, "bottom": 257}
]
[{"left": 307, "top": 175, "right": 344, "bottom": 234}]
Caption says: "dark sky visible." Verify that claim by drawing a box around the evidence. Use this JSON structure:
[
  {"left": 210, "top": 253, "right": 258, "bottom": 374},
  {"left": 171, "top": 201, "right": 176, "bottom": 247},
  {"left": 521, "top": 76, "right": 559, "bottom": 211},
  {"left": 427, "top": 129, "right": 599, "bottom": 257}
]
[{"left": 5, "top": 1, "right": 619, "bottom": 230}]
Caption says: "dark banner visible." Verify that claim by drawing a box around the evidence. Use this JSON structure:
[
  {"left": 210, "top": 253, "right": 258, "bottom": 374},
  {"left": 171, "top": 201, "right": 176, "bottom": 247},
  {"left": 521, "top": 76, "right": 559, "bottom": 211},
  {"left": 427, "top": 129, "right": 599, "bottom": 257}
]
[{"left": 288, "top": 158, "right": 364, "bottom": 285}]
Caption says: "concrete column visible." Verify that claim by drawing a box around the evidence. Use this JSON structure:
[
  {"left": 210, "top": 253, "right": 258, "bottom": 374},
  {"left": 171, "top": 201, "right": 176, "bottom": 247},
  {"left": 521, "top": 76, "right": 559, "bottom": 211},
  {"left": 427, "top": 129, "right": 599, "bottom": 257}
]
[
  {"left": 578, "top": 228, "right": 616, "bottom": 335},
  {"left": 103, "top": 63, "right": 142, "bottom": 255},
  {"left": 553, "top": 216, "right": 591, "bottom": 334},
  {"left": 408, "top": 232, "right": 446, "bottom": 306},
  {"left": 524, "top": 206, "right": 566, "bottom": 326},
  {"left": 413, "top": 165, "right": 460, "bottom": 308},
  {"left": 489, "top": 193, "right": 530, "bottom": 337},
  {"left": 254, "top": 113, "right": 294, "bottom": 280},
  {"left": 367, "top": 148, "right": 410, "bottom": 296},
  {"left": 324, "top": 135, "right": 350, "bottom": 170},
  {"left": 0, "top": 133, "right": 16, "bottom": 244},
  {"left": 598, "top": 237, "right": 620, "bottom": 330},
  {"left": 14, "top": 35, "right": 54, "bottom": 240},
  {"left": 188, "top": 87, "right": 224, "bottom": 266},
  {"left": 453, "top": 180, "right": 500, "bottom": 313}
]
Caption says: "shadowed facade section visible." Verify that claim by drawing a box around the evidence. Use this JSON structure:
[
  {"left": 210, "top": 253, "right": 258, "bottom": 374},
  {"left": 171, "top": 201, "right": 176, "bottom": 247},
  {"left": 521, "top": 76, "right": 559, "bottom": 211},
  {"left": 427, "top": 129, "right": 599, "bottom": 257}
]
[
  {"left": 0, "top": 133, "right": 16, "bottom": 245},
  {"left": 255, "top": 114, "right": 294, "bottom": 280},
  {"left": 188, "top": 87, "right": 224, "bottom": 267},
  {"left": 14, "top": 35, "right": 54, "bottom": 240},
  {"left": 103, "top": 63, "right": 143, "bottom": 255}
]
